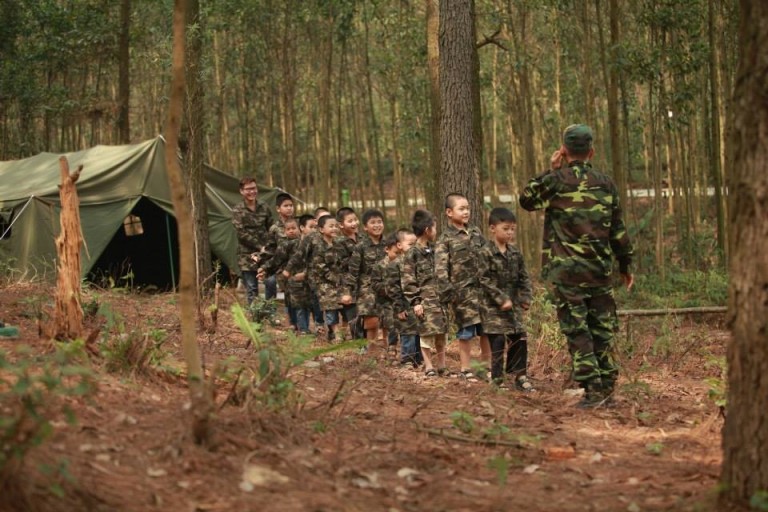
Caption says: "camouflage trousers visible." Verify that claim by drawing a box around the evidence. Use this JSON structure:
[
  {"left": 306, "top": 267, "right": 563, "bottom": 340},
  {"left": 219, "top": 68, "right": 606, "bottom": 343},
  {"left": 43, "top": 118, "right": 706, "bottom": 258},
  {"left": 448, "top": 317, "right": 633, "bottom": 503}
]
[{"left": 552, "top": 284, "right": 619, "bottom": 391}]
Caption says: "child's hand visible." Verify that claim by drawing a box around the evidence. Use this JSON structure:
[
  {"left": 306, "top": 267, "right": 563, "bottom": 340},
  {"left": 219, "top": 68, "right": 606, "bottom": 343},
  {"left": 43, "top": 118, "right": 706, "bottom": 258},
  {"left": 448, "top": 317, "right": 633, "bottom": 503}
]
[
  {"left": 397, "top": 311, "right": 408, "bottom": 321},
  {"left": 414, "top": 305, "right": 424, "bottom": 318},
  {"left": 250, "top": 253, "right": 260, "bottom": 263},
  {"left": 501, "top": 300, "right": 514, "bottom": 311},
  {"left": 293, "top": 272, "right": 305, "bottom": 281},
  {"left": 282, "top": 270, "right": 291, "bottom": 279},
  {"left": 257, "top": 268, "right": 265, "bottom": 280},
  {"left": 340, "top": 294, "right": 353, "bottom": 305}
]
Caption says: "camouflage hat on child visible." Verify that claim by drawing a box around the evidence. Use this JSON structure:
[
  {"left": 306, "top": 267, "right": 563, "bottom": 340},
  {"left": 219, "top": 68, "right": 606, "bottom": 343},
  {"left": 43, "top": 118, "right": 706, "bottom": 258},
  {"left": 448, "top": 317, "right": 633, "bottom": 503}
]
[{"left": 563, "top": 124, "right": 593, "bottom": 154}]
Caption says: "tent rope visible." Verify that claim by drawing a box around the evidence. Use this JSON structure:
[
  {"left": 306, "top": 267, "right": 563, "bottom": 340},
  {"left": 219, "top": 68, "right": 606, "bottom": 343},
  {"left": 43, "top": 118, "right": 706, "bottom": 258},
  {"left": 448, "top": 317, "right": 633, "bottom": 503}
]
[{"left": 0, "top": 196, "right": 34, "bottom": 240}]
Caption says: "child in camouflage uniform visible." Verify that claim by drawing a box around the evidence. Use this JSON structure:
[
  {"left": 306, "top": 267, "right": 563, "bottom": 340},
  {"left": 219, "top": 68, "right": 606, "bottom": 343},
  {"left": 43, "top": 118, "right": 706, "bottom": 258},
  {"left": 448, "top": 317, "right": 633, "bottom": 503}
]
[
  {"left": 285, "top": 214, "right": 324, "bottom": 334},
  {"left": 261, "top": 192, "right": 295, "bottom": 301},
  {"left": 334, "top": 207, "right": 361, "bottom": 339},
  {"left": 402, "top": 210, "right": 447, "bottom": 377},
  {"left": 383, "top": 228, "right": 421, "bottom": 367},
  {"left": 478, "top": 208, "right": 534, "bottom": 391},
  {"left": 520, "top": 124, "right": 634, "bottom": 407},
  {"left": 435, "top": 193, "right": 491, "bottom": 381},
  {"left": 232, "top": 177, "right": 274, "bottom": 306},
  {"left": 342, "top": 209, "right": 386, "bottom": 348},
  {"left": 259, "top": 217, "right": 312, "bottom": 334}
]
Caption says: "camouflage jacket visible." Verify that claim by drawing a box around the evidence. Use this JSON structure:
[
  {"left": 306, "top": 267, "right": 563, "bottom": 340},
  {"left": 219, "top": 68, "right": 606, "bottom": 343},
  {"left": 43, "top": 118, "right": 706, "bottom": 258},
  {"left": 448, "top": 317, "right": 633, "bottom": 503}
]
[
  {"left": 519, "top": 161, "right": 633, "bottom": 287},
  {"left": 478, "top": 241, "right": 532, "bottom": 334},
  {"left": 232, "top": 200, "right": 273, "bottom": 271},
  {"left": 285, "top": 232, "right": 320, "bottom": 281},
  {"left": 382, "top": 256, "right": 419, "bottom": 335},
  {"left": 435, "top": 223, "right": 486, "bottom": 328},
  {"left": 307, "top": 235, "right": 342, "bottom": 311},
  {"left": 401, "top": 242, "right": 446, "bottom": 336},
  {"left": 260, "top": 218, "right": 290, "bottom": 272},
  {"left": 343, "top": 236, "right": 386, "bottom": 316},
  {"left": 261, "top": 237, "right": 311, "bottom": 308}
]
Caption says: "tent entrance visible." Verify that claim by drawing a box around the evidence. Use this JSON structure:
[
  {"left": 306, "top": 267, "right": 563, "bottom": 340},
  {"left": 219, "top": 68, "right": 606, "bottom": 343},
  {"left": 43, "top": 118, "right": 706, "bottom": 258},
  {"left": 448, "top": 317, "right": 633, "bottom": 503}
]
[{"left": 88, "top": 198, "right": 179, "bottom": 291}]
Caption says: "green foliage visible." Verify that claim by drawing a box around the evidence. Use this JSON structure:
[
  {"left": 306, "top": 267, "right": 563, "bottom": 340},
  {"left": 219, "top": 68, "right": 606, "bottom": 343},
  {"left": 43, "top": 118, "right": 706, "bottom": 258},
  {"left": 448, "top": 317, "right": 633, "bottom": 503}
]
[
  {"left": 487, "top": 455, "right": 509, "bottom": 487},
  {"left": 645, "top": 441, "right": 664, "bottom": 456},
  {"left": 98, "top": 303, "right": 168, "bottom": 375},
  {"left": 247, "top": 298, "right": 280, "bottom": 326},
  {"left": 227, "top": 304, "right": 365, "bottom": 411},
  {"left": 449, "top": 411, "right": 475, "bottom": 435},
  {"left": 751, "top": 490, "right": 768, "bottom": 511},
  {"left": 615, "top": 267, "right": 728, "bottom": 310},
  {"left": 0, "top": 342, "right": 94, "bottom": 473},
  {"left": 704, "top": 354, "right": 727, "bottom": 408}
]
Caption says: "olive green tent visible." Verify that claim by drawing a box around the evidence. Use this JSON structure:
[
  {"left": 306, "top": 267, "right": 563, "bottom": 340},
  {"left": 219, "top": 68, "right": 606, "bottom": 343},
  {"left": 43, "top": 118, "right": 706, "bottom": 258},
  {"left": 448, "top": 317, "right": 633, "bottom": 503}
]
[{"left": 0, "top": 137, "right": 281, "bottom": 288}]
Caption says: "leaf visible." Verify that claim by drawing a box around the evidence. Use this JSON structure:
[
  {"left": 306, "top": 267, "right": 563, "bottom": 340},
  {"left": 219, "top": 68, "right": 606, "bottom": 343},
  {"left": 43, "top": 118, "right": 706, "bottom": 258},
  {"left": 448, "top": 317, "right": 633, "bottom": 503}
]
[
  {"left": 241, "top": 464, "right": 290, "bottom": 487},
  {"left": 522, "top": 464, "right": 540, "bottom": 474}
]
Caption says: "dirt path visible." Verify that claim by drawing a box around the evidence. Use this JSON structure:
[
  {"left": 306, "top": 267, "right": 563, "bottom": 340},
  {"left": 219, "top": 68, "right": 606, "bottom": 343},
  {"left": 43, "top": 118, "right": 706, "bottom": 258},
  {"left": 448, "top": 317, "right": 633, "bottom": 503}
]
[{"left": 0, "top": 284, "right": 728, "bottom": 511}]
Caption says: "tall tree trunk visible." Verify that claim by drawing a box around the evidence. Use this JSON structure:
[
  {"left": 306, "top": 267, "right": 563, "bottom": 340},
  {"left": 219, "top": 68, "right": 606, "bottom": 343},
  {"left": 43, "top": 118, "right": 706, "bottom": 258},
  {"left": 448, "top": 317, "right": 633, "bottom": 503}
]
[
  {"left": 117, "top": 0, "right": 131, "bottom": 143},
  {"left": 708, "top": 0, "right": 726, "bottom": 260},
  {"left": 438, "top": 0, "right": 483, "bottom": 226},
  {"left": 721, "top": 0, "right": 768, "bottom": 505},
  {"left": 183, "top": 0, "right": 212, "bottom": 292},
  {"left": 165, "top": 0, "right": 211, "bottom": 446},
  {"left": 426, "top": 0, "right": 441, "bottom": 217}
]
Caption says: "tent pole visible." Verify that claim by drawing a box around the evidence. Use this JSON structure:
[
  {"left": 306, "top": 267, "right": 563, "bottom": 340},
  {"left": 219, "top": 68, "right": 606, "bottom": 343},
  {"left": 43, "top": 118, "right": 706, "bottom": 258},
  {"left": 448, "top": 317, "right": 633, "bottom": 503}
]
[{"left": 165, "top": 213, "right": 177, "bottom": 290}]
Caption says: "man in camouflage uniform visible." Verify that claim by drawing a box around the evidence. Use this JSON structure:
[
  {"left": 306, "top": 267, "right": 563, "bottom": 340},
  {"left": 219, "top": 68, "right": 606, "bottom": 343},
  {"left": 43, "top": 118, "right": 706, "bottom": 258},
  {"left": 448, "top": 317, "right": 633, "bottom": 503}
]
[
  {"left": 520, "top": 124, "right": 634, "bottom": 407},
  {"left": 435, "top": 193, "right": 490, "bottom": 380},
  {"left": 232, "top": 177, "right": 274, "bottom": 306}
]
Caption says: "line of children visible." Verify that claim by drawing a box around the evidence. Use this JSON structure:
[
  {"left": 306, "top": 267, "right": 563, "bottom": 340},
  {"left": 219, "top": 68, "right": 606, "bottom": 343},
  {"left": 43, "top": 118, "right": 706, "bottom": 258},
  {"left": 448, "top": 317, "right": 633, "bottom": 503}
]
[{"left": 268, "top": 197, "right": 533, "bottom": 391}]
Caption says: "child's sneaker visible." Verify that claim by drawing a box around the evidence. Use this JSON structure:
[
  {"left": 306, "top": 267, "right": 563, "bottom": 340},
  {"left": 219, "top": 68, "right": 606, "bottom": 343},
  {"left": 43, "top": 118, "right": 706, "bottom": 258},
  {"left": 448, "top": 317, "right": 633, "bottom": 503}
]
[{"left": 515, "top": 375, "right": 536, "bottom": 393}]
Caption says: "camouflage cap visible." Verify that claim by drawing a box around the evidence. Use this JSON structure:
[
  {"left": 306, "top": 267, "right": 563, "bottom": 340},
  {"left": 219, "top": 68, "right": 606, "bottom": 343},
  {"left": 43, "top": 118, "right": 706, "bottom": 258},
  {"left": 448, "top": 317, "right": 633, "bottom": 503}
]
[{"left": 563, "top": 124, "right": 593, "bottom": 154}]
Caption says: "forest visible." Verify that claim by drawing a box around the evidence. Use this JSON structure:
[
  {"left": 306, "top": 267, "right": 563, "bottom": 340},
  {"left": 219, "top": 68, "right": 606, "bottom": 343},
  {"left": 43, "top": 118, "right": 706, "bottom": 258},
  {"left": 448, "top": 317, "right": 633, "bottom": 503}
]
[
  {"left": 2, "top": 0, "right": 766, "bottom": 511},
  {"left": 0, "top": 0, "right": 737, "bottom": 273}
]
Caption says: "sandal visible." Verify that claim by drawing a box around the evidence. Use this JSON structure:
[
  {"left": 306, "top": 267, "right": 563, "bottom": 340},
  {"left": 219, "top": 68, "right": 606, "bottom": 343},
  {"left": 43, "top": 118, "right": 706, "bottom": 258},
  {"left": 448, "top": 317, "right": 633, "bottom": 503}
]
[
  {"left": 437, "top": 367, "right": 454, "bottom": 377},
  {"left": 460, "top": 370, "right": 479, "bottom": 383},
  {"left": 425, "top": 369, "right": 438, "bottom": 377},
  {"left": 515, "top": 375, "right": 536, "bottom": 393}
]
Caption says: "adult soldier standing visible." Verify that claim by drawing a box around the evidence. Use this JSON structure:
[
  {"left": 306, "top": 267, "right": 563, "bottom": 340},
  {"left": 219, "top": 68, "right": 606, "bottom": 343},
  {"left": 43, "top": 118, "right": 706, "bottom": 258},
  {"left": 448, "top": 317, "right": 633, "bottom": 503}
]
[
  {"left": 519, "top": 124, "right": 634, "bottom": 407},
  {"left": 232, "top": 177, "right": 274, "bottom": 307}
]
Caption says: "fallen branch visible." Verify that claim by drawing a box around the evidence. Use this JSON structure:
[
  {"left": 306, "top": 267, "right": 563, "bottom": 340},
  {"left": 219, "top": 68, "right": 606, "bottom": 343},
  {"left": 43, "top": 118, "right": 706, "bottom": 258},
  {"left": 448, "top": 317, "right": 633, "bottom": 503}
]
[
  {"left": 416, "top": 425, "right": 526, "bottom": 448},
  {"left": 618, "top": 306, "right": 726, "bottom": 317}
]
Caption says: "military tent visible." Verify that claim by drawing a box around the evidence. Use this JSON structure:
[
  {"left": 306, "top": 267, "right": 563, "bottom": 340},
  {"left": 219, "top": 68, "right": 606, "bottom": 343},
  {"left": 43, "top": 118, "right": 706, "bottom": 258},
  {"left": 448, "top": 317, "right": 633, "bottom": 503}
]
[{"left": 0, "top": 137, "right": 281, "bottom": 289}]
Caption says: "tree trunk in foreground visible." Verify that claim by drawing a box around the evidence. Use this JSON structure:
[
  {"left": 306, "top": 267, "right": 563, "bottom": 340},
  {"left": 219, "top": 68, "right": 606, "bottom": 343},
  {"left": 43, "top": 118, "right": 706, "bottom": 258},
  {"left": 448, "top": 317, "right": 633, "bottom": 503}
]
[
  {"left": 721, "top": 0, "right": 768, "bottom": 504},
  {"left": 166, "top": 0, "right": 212, "bottom": 445},
  {"left": 51, "top": 157, "right": 84, "bottom": 341}
]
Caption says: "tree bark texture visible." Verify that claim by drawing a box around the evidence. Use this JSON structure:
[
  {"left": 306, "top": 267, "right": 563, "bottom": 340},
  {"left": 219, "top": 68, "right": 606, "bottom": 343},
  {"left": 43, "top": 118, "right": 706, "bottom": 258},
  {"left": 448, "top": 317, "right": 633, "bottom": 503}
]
[
  {"left": 166, "top": 0, "right": 212, "bottom": 446},
  {"left": 426, "top": 0, "right": 442, "bottom": 218},
  {"left": 721, "top": 0, "right": 768, "bottom": 504},
  {"left": 183, "top": 0, "right": 212, "bottom": 291},
  {"left": 438, "top": 0, "right": 483, "bottom": 226},
  {"left": 51, "top": 157, "right": 84, "bottom": 341}
]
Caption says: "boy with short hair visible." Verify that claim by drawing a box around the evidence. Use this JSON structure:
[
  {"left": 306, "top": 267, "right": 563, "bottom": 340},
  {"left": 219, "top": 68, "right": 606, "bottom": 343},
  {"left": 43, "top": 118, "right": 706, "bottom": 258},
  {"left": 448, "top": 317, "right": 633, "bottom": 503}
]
[
  {"left": 261, "top": 192, "right": 295, "bottom": 300},
  {"left": 285, "top": 212, "right": 331, "bottom": 337},
  {"left": 435, "top": 192, "right": 490, "bottom": 381},
  {"left": 334, "top": 207, "right": 361, "bottom": 339},
  {"left": 479, "top": 208, "right": 534, "bottom": 391},
  {"left": 313, "top": 214, "right": 343, "bottom": 341},
  {"left": 402, "top": 210, "right": 447, "bottom": 377},
  {"left": 342, "top": 209, "right": 386, "bottom": 348},
  {"left": 384, "top": 228, "right": 422, "bottom": 367},
  {"left": 258, "top": 217, "right": 307, "bottom": 333}
]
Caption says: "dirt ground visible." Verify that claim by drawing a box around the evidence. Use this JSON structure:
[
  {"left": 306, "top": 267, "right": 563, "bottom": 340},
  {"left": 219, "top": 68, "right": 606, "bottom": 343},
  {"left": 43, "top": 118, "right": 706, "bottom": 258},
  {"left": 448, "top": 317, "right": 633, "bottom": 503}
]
[{"left": 0, "top": 282, "right": 735, "bottom": 512}]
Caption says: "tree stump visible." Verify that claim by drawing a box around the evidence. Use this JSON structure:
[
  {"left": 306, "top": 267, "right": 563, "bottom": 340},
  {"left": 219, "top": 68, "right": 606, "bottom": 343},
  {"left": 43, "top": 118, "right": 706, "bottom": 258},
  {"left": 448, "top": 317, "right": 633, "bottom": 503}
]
[{"left": 51, "top": 156, "right": 84, "bottom": 340}]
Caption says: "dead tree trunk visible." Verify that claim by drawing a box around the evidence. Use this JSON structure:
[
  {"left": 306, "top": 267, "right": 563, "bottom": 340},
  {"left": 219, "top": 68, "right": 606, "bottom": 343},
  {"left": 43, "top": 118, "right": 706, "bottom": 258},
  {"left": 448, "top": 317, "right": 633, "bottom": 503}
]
[{"left": 51, "top": 156, "right": 84, "bottom": 340}]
